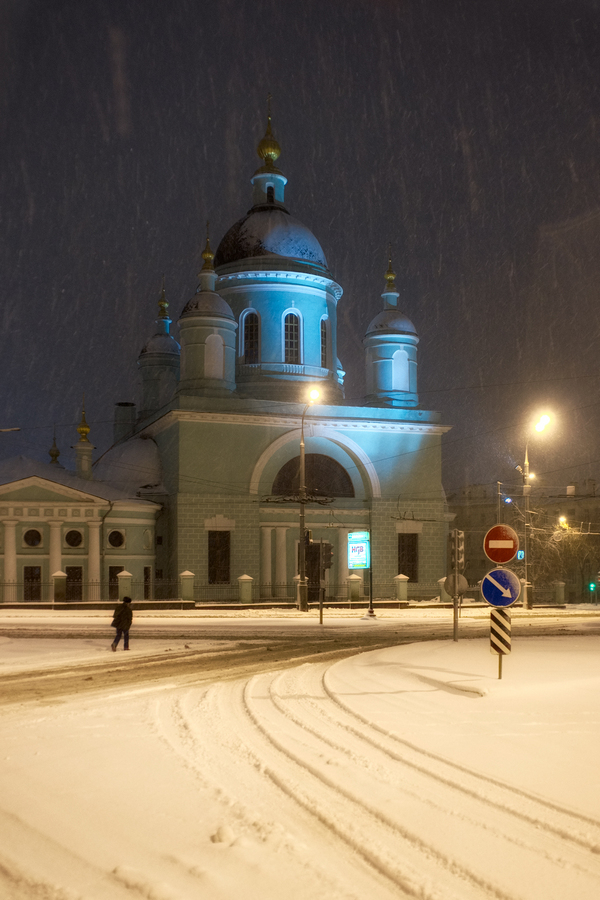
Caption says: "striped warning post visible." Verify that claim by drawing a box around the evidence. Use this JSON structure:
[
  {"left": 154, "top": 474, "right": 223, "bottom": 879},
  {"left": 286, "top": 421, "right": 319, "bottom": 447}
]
[{"left": 490, "top": 608, "right": 511, "bottom": 655}]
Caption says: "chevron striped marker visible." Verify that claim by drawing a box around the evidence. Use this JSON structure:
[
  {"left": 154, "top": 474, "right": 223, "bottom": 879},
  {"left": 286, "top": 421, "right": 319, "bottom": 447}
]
[{"left": 490, "top": 608, "right": 511, "bottom": 679}]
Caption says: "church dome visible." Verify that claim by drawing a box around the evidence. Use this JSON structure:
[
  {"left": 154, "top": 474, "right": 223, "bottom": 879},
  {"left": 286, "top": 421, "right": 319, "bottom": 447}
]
[
  {"left": 365, "top": 308, "right": 417, "bottom": 336},
  {"left": 180, "top": 291, "right": 235, "bottom": 320},
  {"left": 214, "top": 207, "right": 328, "bottom": 270},
  {"left": 140, "top": 333, "right": 180, "bottom": 355}
]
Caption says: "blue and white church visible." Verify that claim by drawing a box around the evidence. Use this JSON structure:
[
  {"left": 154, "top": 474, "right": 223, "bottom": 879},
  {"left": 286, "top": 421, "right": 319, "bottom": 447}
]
[{"left": 0, "top": 116, "right": 451, "bottom": 604}]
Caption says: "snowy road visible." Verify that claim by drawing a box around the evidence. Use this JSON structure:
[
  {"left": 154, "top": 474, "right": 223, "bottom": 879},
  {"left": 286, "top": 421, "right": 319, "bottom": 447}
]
[{"left": 1, "top": 626, "right": 600, "bottom": 899}]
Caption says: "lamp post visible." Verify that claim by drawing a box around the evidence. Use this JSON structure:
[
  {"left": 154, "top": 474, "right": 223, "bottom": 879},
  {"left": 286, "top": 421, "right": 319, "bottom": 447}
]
[
  {"left": 515, "top": 414, "right": 551, "bottom": 610},
  {"left": 298, "top": 388, "right": 320, "bottom": 611}
]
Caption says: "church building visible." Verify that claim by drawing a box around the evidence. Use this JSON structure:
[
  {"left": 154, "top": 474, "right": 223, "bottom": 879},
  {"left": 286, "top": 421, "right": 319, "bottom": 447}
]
[{"left": 0, "top": 115, "right": 450, "bottom": 604}]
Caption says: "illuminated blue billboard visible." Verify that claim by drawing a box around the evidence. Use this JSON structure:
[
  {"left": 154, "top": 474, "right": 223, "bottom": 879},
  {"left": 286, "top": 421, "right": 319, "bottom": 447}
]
[{"left": 348, "top": 531, "right": 370, "bottom": 569}]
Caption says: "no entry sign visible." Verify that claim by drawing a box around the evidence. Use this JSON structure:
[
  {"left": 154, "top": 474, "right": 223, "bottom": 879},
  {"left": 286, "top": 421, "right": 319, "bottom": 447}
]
[{"left": 483, "top": 524, "right": 519, "bottom": 564}]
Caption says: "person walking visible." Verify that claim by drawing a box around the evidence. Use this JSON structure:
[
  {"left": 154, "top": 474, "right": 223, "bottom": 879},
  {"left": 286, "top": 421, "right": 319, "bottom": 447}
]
[{"left": 111, "top": 596, "right": 133, "bottom": 651}]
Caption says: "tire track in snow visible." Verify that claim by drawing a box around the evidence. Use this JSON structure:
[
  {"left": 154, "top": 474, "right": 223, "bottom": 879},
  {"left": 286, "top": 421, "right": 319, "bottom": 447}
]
[
  {"left": 262, "top": 664, "right": 600, "bottom": 874},
  {"left": 320, "top": 663, "right": 600, "bottom": 851},
  {"left": 241, "top": 663, "right": 600, "bottom": 899},
  {"left": 154, "top": 685, "right": 400, "bottom": 900}
]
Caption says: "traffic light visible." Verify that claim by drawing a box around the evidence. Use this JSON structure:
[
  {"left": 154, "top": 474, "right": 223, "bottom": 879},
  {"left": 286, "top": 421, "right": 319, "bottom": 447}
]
[
  {"left": 589, "top": 582, "right": 596, "bottom": 592},
  {"left": 321, "top": 542, "right": 334, "bottom": 569},
  {"left": 449, "top": 529, "right": 465, "bottom": 572}
]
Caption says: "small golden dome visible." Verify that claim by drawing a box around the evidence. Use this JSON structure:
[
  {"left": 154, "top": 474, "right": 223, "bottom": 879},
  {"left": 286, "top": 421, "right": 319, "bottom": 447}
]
[
  {"left": 77, "top": 403, "right": 90, "bottom": 443},
  {"left": 158, "top": 276, "right": 169, "bottom": 319},
  {"left": 384, "top": 246, "right": 397, "bottom": 292},
  {"left": 200, "top": 222, "right": 215, "bottom": 272},
  {"left": 257, "top": 116, "right": 281, "bottom": 169}
]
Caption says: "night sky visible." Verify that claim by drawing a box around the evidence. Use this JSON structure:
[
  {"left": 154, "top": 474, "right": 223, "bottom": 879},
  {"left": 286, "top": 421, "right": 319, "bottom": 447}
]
[{"left": 2, "top": 0, "right": 600, "bottom": 497}]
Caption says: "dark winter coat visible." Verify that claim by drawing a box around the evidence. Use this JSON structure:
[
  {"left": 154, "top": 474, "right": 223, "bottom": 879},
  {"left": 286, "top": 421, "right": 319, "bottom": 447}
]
[{"left": 111, "top": 603, "right": 133, "bottom": 630}]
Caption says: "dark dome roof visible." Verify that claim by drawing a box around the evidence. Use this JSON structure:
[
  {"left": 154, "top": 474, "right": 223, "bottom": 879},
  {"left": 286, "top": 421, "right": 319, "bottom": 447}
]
[
  {"left": 180, "top": 291, "right": 235, "bottom": 320},
  {"left": 140, "top": 334, "right": 180, "bottom": 355},
  {"left": 366, "top": 308, "right": 418, "bottom": 337},
  {"left": 215, "top": 207, "right": 328, "bottom": 269}
]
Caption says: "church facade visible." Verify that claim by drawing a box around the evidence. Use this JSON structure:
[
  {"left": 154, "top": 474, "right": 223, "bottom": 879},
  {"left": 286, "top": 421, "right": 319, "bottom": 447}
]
[{"left": 0, "top": 116, "right": 450, "bottom": 603}]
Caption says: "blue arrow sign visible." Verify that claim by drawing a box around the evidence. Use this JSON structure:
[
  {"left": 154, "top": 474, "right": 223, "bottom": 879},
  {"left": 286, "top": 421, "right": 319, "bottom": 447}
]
[{"left": 481, "top": 568, "right": 521, "bottom": 608}]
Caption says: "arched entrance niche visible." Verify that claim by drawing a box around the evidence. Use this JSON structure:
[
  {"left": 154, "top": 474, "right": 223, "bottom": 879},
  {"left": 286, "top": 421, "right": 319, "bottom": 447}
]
[
  {"left": 249, "top": 428, "right": 381, "bottom": 499},
  {"left": 272, "top": 453, "right": 355, "bottom": 498}
]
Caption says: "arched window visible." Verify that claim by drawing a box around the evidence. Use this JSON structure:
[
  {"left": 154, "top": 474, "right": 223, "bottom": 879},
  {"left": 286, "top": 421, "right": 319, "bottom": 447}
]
[
  {"left": 243, "top": 312, "right": 259, "bottom": 364},
  {"left": 205, "top": 333, "right": 224, "bottom": 379},
  {"left": 320, "top": 317, "right": 328, "bottom": 368},
  {"left": 266, "top": 185, "right": 275, "bottom": 204},
  {"left": 272, "top": 454, "right": 355, "bottom": 498},
  {"left": 392, "top": 349, "right": 409, "bottom": 392},
  {"left": 284, "top": 313, "right": 300, "bottom": 364}
]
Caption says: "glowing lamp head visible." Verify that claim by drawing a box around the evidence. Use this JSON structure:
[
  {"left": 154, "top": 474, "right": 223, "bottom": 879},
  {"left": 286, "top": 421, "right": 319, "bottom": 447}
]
[
  {"left": 308, "top": 388, "right": 320, "bottom": 403},
  {"left": 559, "top": 516, "right": 567, "bottom": 528},
  {"left": 535, "top": 414, "right": 551, "bottom": 433}
]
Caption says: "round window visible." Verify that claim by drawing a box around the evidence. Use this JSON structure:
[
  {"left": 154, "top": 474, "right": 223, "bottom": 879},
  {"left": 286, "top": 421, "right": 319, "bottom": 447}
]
[
  {"left": 24, "top": 529, "right": 42, "bottom": 547},
  {"left": 65, "top": 530, "right": 83, "bottom": 548},
  {"left": 108, "top": 530, "right": 124, "bottom": 548}
]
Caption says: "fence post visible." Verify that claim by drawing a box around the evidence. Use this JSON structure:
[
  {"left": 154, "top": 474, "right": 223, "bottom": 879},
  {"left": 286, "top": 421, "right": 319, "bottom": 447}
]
[
  {"left": 179, "top": 570, "right": 195, "bottom": 603},
  {"left": 394, "top": 573, "right": 409, "bottom": 603},
  {"left": 293, "top": 574, "right": 301, "bottom": 606},
  {"left": 238, "top": 574, "right": 253, "bottom": 603},
  {"left": 438, "top": 576, "right": 452, "bottom": 603},
  {"left": 117, "top": 569, "right": 132, "bottom": 601},
  {"left": 52, "top": 570, "right": 67, "bottom": 604},
  {"left": 554, "top": 580, "right": 565, "bottom": 605},
  {"left": 346, "top": 574, "right": 361, "bottom": 603}
]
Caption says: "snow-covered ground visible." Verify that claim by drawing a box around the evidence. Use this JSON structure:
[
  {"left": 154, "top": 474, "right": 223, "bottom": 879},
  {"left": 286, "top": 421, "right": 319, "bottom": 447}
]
[{"left": 1, "top": 629, "right": 600, "bottom": 899}]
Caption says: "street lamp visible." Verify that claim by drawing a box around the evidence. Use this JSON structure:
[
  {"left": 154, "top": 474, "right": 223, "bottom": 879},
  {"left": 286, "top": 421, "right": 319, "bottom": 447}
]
[
  {"left": 298, "top": 388, "right": 320, "bottom": 611},
  {"left": 515, "top": 413, "right": 551, "bottom": 609}
]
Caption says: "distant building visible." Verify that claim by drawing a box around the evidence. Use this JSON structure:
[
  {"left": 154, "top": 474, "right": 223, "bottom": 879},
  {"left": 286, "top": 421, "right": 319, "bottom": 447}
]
[
  {"left": 1, "top": 116, "right": 452, "bottom": 603},
  {"left": 448, "top": 479, "right": 600, "bottom": 602}
]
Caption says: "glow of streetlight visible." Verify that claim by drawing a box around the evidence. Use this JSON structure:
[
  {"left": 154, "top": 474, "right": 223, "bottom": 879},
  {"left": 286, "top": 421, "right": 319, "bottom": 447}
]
[
  {"left": 535, "top": 414, "right": 551, "bottom": 433},
  {"left": 308, "top": 388, "right": 320, "bottom": 403}
]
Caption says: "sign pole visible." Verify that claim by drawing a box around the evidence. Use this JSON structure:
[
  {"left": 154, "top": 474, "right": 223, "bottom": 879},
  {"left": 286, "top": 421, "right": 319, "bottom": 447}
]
[{"left": 498, "top": 654, "right": 503, "bottom": 680}]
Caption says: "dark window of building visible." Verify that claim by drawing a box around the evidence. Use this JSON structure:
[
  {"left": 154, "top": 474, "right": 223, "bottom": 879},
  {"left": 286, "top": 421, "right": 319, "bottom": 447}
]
[
  {"left": 108, "top": 530, "right": 124, "bottom": 548},
  {"left": 398, "top": 534, "right": 419, "bottom": 582},
  {"left": 24, "top": 529, "right": 42, "bottom": 547},
  {"left": 321, "top": 318, "right": 327, "bottom": 368},
  {"left": 284, "top": 313, "right": 300, "bottom": 364},
  {"left": 244, "top": 313, "right": 259, "bottom": 364},
  {"left": 208, "top": 531, "right": 230, "bottom": 584},
  {"left": 66, "top": 566, "right": 83, "bottom": 602},
  {"left": 156, "top": 535, "right": 163, "bottom": 545},
  {"left": 144, "top": 566, "right": 152, "bottom": 600},
  {"left": 24, "top": 566, "right": 41, "bottom": 602},
  {"left": 108, "top": 565, "right": 124, "bottom": 600},
  {"left": 65, "top": 530, "right": 82, "bottom": 548},
  {"left": 272, "top": 454, "right": 354, "bottom": 498},
  {"left": 266, "top": 185, "right": 275, "bottom": 203},
  {"left": 156, "top": 569, "right": 163, "bottom": 580}
]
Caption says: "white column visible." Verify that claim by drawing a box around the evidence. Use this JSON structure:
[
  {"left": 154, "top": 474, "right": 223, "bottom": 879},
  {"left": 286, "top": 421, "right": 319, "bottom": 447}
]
[
  {"left": 2, "top": 519, "right": 18, "bottom": 603},
  {"left": 275, "top": 527, "right": 288, "bottom": 596},
  {"left": 87, "top": 520, "right": 101, "bottom": 601},
  {"left": 260, "top": 527, "right": 272, "bottom": 598},
  {"left": 48, "top": 519, "right": 63, "bottom": 582}
]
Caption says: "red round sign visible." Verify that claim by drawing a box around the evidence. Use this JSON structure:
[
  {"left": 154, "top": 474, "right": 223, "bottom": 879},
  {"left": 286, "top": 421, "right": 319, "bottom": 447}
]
[{"left": 483, "top": 524, "right": 519, "bottom": 564}]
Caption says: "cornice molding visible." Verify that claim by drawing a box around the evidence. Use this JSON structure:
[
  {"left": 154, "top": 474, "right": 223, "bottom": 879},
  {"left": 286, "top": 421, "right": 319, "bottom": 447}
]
[{"left": 142, "top": 409, "right": 450, "bottom": 438}]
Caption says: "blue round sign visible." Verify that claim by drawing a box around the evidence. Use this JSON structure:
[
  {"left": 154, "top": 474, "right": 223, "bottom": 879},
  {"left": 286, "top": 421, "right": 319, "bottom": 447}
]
[{"left": 481, "top": 568, "right": 521, "bottom": 608}]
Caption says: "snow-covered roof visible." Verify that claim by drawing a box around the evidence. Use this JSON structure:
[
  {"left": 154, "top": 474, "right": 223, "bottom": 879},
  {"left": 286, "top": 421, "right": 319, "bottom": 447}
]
[
  {"left": 93, "top": 437, "right": 164, "bottom": 494},
  {"left": 0, "top": 456, "right": 146, "bottom": 502},
  {"left": 179, "top": 289, "right": 235, "bottom": 320},
  {"left": 140, "top": 333, "right": 181, "bottom": 355},
  {"left": 215, "top": 207, "right": 328, "bottom": 269},
  {"left": 365, "top": 308, "right": 418, "bottom": 337}
]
